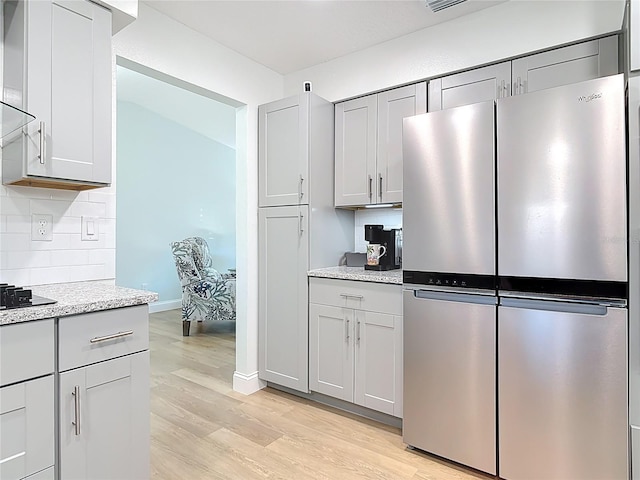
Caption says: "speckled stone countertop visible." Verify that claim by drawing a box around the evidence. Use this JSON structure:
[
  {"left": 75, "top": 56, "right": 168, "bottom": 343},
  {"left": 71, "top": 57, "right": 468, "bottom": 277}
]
[
  {"left": 308, "top": 266, "right": 402, "bottom": 285},
  {"left": 0, "top": 282, "right": 158, "bottom": 325}
]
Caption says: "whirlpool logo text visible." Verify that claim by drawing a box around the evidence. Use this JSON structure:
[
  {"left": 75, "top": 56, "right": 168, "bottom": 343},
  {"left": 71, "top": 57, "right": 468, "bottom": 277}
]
[{"left": 578, "top": 92, "right": 603, "bottom": 103}]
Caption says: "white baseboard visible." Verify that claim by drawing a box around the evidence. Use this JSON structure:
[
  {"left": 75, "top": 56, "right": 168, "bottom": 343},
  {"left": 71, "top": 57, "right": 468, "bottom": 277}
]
[
  {"left": 233, "top": 371, "right": 266, "bottom": 395},
  {"left": 149, "top": 299, "right": 181, "bottom": 313}
]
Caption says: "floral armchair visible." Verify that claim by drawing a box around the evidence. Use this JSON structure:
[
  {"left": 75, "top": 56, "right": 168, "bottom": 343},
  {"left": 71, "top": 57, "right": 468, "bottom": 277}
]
[{"left": 170, "top": 237, "right": 236, "bottom": 336}]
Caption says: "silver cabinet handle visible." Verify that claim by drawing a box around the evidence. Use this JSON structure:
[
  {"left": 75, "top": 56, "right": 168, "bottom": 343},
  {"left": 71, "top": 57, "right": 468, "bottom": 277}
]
[
  {"left": 378, "top": 173, "right": 383, "bottom": 201},
  {"left": 345, "top": 318, "right": 350, "bottom": 341},
  {"left": 368, "top": 175, "right": 373, "bottom": 200},
  {"left": 72, "top": 386, "right": 80, "bottom": 436},
  {"left": 517, "top": 76, "right": 523, "bottom": 95},
  {"left": 89, "top": 330, "right": 133, "bottom": 344},
  {"left": 299, "top": 175, "right": 304, "bottom": 200},
  {"left": 38, "top": 121, "right": 45, "bottom": 164},
  {"left": 356, "top": 320, "right": 361, "bottom": 345},
  {"left": 340, "top": 293, "right": 363, "bottom": 300},
  {"left": 298, "top": 211, "right": 304, "bottom": 236}
]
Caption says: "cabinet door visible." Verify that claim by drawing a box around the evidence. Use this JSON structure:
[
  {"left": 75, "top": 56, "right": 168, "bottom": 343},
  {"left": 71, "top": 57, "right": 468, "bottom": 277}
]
[
  {"left": 335, "top": 95, "right": 377, "bottom": 207},
  {"left": 259, "top": 94, "right": 309, "bottom": 207},
  {"left": 512, "top": 36, "right": 619, "bottom": 95},
  {"left": 258, "top": 205, "right": 309, "bottom": 392},
  {"left": 0, "top": 376, "right": 54, "bottom": 480},
  {"left": 59, "top": 351, "right": 150, "bottom": 480},
  {"left": 24, "top": 0, "right": 111, "bottom": 184},
  {"left": 309, "top": 303, "right": 354, "bottom": 402},
  {"left": 377, "top": 82, "right": 426, "bottom": 205},
  {"left": 428, "top": 61, "right": 511, "bottom": 111},
  {"left": 354, "top": 310, "right": 403, "bottom": 417}
]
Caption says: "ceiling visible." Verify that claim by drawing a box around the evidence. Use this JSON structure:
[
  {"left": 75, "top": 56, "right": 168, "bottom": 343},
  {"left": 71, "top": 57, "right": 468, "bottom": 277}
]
[{"left": 142, "top": 0, "right": 507, "bottom": 75}]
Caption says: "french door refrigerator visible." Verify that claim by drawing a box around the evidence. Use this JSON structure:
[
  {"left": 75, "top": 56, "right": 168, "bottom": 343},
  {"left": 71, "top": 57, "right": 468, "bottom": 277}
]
[{"left": 402, "top": 74, "right": 628, "bottom": 480}]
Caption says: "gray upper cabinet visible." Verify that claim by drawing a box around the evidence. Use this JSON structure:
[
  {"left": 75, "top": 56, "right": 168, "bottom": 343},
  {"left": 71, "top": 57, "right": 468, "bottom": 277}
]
[
  {"left": 335, "top": 82, "right": 426, "bottom": 207},
  {"left": 377, "top": 84, "right": 427, "bottom": 204},
  {"left": 335, "top": 95, "right": 377, "bottom": 207},
  {"left": 428, "top": 62, "right": 511, "bottom": 111},
  {"left": 512, "top": 37, "right": 619, "bottom": 95},
  {"left": 258, "top": 95, "right": 309, "bottom": 207},
  {"left": 2, "top": 0, "right": 112, "bottom": 191},
  {"left": 429, "top": 36, "right": 619, "bottom": 112}
]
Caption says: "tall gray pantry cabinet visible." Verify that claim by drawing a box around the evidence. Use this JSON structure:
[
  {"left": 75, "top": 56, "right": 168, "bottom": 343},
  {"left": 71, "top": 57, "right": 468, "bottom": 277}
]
[{"left": 258, "top": 93, "right": 353, "bottom": 393}]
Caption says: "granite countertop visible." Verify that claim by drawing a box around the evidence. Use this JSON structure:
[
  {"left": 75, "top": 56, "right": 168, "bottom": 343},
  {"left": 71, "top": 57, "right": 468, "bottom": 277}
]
[
  {"left": 0, "top": 282, "right": 158, "bottom": 325},
  {"left": 308, "top": 266, "right": 402, "bottom": 285}
]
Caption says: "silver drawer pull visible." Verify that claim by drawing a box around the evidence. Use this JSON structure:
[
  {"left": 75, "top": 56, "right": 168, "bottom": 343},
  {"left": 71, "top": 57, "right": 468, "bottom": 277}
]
[
  {"left": 72, "top": 386, "right": 80, "bottom": 436},
  {"left": 340, "top": 293, "right": 363, "bottom": 300},
  {"left": 89, "top": 330, "right": 134, "bottom": 343}
]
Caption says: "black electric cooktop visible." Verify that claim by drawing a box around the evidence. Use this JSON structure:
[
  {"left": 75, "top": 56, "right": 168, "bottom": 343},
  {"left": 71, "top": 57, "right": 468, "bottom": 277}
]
[{"left": 0, "top": 283, "right": 57, "bottom": 310}]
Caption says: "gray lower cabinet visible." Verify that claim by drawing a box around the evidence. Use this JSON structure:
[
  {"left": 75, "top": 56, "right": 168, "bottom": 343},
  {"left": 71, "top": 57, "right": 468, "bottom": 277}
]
[
  {"left": 429, "top": 36, "right": 619, "bottom": 111},
  {"left": 309, "top": 278, "right": 403, "bottom": 418},
  {"left": 2, "top": 0, "right": 112, "bottom": 190},
  {"left": 0, "top": 376, "right": 55, "bottom": 480},
  {"left": 58, "top": 352, "right": 150, "bottom": 480},
  {"left": 258, "top": 205, "right": 310, "bottom": 392},
  {"left": 335, "top": 82, "right": 426, "bottom": 207},
  {"left": 0, "top": 319, "right": 55, "bottom": 480},
  {"left": 57, "top": 305, "right": 150, "bottom": 480}
]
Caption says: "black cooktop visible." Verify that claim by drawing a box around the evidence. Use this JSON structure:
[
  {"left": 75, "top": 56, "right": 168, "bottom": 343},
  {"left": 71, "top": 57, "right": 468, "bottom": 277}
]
[{"left": 0, "top": 283, "right": 57, "bottom": 309}]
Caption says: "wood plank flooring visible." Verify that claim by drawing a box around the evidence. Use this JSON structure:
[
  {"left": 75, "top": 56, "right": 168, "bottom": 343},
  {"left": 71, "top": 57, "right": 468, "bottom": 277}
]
[{"left": 149, "top": 309, "right": 492, "bottom": 480}]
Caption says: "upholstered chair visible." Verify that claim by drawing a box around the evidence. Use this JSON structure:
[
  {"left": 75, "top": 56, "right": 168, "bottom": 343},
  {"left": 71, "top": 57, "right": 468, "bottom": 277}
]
[{"left": 170, "top": 237, "right": 236, "bottom": 336}]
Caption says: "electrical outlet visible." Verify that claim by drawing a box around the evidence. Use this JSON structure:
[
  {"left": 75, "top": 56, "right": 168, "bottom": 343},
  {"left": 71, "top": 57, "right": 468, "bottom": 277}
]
[{"left": 31, "top": 214, "right": 53, "bottom": 241}]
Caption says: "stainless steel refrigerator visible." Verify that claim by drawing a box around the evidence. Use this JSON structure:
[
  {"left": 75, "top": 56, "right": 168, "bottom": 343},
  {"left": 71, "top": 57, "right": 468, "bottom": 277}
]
[{"left": 402, "top": 74, "right": 628, "bottom": 479}]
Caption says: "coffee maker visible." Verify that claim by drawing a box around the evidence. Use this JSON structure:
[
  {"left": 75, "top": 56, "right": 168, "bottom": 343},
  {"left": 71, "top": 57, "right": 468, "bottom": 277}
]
[{"left": 364, "top": 224, "right": 402, "bottom": 271}]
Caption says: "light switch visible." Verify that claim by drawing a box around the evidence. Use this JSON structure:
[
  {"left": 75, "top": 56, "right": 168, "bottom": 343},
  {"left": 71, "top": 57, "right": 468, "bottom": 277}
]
[{"left": 81, "top": 216, "right": 99, "bottom": 241}]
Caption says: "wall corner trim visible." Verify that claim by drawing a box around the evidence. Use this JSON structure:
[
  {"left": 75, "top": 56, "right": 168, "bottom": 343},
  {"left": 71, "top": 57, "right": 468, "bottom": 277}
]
[{"left": 233, "top": 371, "right": 266, "bottom": 395}]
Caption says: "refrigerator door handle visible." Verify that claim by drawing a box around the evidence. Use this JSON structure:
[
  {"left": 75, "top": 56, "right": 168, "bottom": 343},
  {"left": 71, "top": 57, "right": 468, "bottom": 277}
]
[
  {"left": 499, "top": 296, "right": 611, "bottom": 316},
  {"left": 413, "top": 289, "right": 497, "bottom": 305}
]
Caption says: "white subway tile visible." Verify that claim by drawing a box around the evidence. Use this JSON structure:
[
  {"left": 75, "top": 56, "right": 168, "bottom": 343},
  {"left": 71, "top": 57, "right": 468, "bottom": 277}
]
[
  {"left": 0, "top": 268, "right": 31, "bottom": 285},
  {"left": 30, "top": 234, "right": 72, "bottom": 251},
  {"left": 0, "top": 233, "right": 31, "bottom": 252},
  {"left": 53, "top": 216, "right": 81, "bottom": 234},
  {"left": 1, "top": 196, "right": 30, "bottom": 215},
  {"left": 70, "top": 264, "right": 105, "bottom": 282},
  {"left": 6, "top": 215, "right": 31, "bottom": 233},
  {"left": 70, "top": 201, "right": 106, "bottom": 217},
  {"left": 4, "top": 250, "right": 52, "bottom": 269},
  {"left": 29, "top": 198, "right": 73, "bottom": 217},
  {"left": 50, "top": 249, "right": 90, "bottom": 266},
  {"left": 69, "top": 233, "right": 106, "bottom": 250},
  {"left": 30, "top": 266, "right": 72, "bottom": 285},
  {"left": 0, "top": 215, "right": 6, "bottom": 233}
]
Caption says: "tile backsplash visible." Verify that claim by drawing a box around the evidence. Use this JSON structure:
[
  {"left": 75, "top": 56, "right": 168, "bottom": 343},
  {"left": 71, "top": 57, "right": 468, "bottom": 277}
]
[
  {"left": 354, "top": 207, "right": 403, "bottom": 253},
  {"left": 0, "top": 184, "right": 116, "bottom": 286}
]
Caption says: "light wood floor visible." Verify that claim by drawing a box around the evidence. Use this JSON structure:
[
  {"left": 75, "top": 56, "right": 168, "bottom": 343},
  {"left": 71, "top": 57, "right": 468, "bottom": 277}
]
[{"left": 149, "top": 309, "right": 492, "bottom": 480}]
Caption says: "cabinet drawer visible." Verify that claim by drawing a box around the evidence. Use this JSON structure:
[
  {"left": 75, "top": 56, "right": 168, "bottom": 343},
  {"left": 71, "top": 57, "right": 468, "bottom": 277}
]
[
  {"left": 309, "top": 277, "right": 402, "bottom": 315},
  {"left": 0, "top": 319, "right": 54, "bottom": 387},
  {"left": 0, "top": 375, "right": 54, "bottom": 480},
  {"left": 58, "top": 305, "right": 149, "bottom": 372}
]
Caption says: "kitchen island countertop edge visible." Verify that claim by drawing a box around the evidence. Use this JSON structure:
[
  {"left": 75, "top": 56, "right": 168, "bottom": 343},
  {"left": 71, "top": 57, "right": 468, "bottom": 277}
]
[{"left": 0, "top": 281, "right": 158, "bottom": 325}]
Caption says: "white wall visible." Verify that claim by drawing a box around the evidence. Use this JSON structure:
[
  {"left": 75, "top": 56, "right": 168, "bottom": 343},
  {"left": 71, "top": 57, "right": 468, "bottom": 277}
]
[
  {"left": 113, "top": 3, "right": 283, "bottom": 394},
  {"left": 284, "top": 0, "right": 626, "bottom": 102}
]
